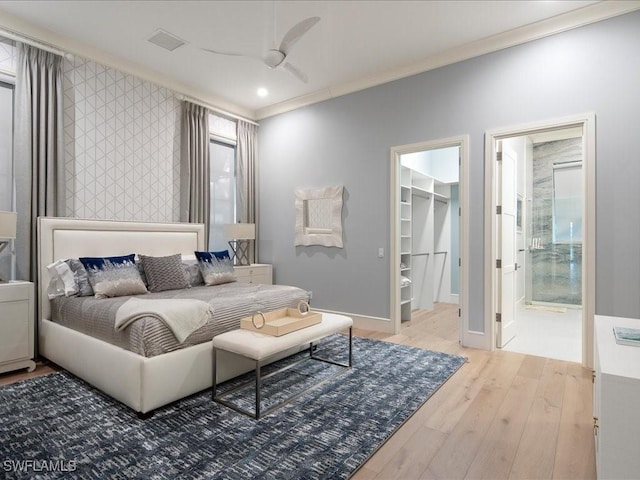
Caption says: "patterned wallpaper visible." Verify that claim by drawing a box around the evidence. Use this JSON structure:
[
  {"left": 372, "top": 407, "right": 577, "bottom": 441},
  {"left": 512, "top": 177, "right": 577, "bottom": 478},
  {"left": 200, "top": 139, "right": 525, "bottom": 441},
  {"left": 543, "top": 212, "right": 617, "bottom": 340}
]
[
  {"left": 0, "top": 40, "right": 16, "bottom": 73},
  {"left": 63, "top": 56, "right": 181, "bottom": 221}
]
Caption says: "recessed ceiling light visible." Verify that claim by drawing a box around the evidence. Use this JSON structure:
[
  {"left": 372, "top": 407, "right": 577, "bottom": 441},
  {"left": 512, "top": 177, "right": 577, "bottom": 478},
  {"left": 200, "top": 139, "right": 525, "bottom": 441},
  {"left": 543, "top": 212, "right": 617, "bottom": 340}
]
[{"left": 257, "top": 87, "right": 269, "bottom": 97}]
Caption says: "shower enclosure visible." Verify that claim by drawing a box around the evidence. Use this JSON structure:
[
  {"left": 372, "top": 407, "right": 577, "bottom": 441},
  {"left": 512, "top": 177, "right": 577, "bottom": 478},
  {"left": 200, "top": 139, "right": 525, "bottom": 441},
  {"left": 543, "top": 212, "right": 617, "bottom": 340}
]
[{"left": 527, "top": 137, "right": 583, "bottom": 306}]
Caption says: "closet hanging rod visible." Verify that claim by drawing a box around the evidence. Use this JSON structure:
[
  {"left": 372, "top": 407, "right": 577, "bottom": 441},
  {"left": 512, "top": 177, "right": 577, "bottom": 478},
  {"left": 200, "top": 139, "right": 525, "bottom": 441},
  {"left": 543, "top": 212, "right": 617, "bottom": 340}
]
[
  {"left": 434, "top": 251, "right": 448, "bottom": 255},
  {"left": 435, "top": 198, "right": 448, "bottom": 204},
  {"left": 411, "top": 253, "right": 430, "bottom": 256}
]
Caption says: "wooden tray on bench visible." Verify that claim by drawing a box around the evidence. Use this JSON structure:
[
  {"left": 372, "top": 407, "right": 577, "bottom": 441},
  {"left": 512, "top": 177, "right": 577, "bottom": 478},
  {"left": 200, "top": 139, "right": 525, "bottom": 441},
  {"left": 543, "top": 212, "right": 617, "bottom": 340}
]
[{"left": 240, "top": 306, "right": 322, "bottom": 336}]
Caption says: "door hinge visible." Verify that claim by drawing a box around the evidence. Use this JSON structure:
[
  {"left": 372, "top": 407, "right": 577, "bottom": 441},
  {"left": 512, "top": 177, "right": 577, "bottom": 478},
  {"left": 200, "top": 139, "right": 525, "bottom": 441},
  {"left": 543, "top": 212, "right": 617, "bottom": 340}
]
[
  {"left": 496, "top": 259, "right": 502, "bottom": 269},
  {"left": 458, "top": 308, "right": 461, "bottom": 317},
  {"left": 593, "top": 416, "right": 599, "bottom": 437},
  {"left": 459, "top": 207, "right": 461, "bottom": 216},
  {"left": 592, "top": 370, "right": 596, "bottom": 384},
  {"left": 496, "top": 151, "right": 503, "bottom": 162},
  {"left": 496, "top": 313, "right": 502, "bottom": 323},
  {"left": 458, "top": 258, "right": 461, "bottom": 267},
  {"left": 496, "top": 205, "right": 502, "bottom": 214}
]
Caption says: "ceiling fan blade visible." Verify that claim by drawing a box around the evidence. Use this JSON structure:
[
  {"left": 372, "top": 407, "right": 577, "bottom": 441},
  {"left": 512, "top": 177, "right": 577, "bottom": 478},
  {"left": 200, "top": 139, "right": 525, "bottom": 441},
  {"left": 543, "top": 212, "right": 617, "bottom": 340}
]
[
  {"left": 279, "top": 16, "right": 320, "bottom": 55},
  {"left": 283, "top": 62, "right": 308, "bottom": 83},
  {"left": 200, "top": 47, "right": 247, "bottom": 57}
]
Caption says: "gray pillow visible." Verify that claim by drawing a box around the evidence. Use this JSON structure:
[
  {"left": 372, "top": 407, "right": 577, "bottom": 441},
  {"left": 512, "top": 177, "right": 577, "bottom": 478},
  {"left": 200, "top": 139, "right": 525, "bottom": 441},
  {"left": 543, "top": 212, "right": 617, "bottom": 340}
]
[
  {"left": 65, "top": 258, "right": 94, "bottom": 296},
  {"left": 182, "top": 260, "right": 204, "bottom": 287},
  {"left": 139, "top": 253, "right": 190, "bottom": 292}
]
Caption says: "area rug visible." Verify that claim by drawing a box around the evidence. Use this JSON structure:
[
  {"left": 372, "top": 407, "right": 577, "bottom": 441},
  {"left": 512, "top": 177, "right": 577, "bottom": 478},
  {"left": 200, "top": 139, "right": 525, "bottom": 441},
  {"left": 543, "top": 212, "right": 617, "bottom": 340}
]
[{"left": 0, "top": 335, "right": 466, "bottom": 479}]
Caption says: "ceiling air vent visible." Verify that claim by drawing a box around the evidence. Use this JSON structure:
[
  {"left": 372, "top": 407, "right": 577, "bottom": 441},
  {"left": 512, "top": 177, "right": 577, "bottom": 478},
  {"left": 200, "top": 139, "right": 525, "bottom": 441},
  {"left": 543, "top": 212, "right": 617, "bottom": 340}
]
[{"left": 147, "top": 29, "right": 186, "bottom": 52}]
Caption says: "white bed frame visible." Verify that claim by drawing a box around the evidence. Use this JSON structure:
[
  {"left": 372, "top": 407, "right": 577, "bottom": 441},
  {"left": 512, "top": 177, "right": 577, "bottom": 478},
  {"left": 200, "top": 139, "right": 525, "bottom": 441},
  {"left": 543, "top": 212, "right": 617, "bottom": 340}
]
[{"left": 37, "top": 217, "right": 270, "bottom": 414}]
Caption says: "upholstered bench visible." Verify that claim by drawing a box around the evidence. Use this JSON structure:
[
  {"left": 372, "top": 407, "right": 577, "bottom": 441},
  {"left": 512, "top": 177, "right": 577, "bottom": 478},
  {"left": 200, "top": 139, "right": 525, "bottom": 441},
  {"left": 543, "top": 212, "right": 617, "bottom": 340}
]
[{"left": 212, "top": 313, "right": 353, "bottom": 419}]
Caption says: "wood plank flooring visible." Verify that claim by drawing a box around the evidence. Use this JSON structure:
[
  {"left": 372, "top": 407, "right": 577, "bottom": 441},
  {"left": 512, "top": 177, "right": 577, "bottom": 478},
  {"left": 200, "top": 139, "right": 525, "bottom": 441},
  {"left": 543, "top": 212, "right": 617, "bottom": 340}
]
[
  {"left": 0, "top": 303, "right": 596, "bottom": 479},
  {"left": 352, "top": 303, "right": 596, "bottom": 480}
]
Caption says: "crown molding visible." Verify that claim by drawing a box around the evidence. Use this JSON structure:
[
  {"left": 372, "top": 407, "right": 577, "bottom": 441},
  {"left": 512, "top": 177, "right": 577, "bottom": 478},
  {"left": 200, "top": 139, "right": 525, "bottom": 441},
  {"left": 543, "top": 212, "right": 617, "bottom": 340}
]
[
  {"left": 255, "top": 1, "right": 640, "bottom": 120},
  {"left": 2, "top": 1, "right": 639, "bottom": 123},
  {"left": 0, "top": 9, "right": 256, "bottom": 121}
]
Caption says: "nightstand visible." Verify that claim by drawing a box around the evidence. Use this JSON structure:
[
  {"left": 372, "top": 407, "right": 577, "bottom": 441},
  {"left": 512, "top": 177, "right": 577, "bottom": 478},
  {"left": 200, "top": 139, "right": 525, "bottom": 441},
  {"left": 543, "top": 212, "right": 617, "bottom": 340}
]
[
  {"left": 234, "top": 264, "right": 273, "bottom": 285},
  {"left": 0, "top": 281, "right": 36, "bottom": 374}
]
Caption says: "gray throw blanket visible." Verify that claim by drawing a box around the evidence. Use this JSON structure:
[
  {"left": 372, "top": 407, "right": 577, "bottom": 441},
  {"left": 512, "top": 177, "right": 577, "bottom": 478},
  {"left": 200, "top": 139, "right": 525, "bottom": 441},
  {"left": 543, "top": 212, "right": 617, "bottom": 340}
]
[{"left": 115, "top": 297, "right": 213, "bottom": 343}]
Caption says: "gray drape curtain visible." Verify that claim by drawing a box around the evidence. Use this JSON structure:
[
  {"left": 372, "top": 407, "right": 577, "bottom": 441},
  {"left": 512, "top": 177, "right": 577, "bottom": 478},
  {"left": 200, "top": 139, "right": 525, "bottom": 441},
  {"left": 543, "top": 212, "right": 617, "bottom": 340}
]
[
  {"left": 180, "top": 101, "right": 210, "bottom": 246},
  {"left": 236, "top": 120, "right": 258, "bottom": 263},
  {"left": 14, "top": 43, "right": 64, "bottom": 284}
]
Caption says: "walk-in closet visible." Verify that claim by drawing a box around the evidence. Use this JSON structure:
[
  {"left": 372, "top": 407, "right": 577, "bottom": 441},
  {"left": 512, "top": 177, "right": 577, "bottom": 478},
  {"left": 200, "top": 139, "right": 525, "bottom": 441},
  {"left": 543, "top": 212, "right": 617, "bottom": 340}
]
[{"left": 400, "top": 147, "right": 460, "bottom": 321}]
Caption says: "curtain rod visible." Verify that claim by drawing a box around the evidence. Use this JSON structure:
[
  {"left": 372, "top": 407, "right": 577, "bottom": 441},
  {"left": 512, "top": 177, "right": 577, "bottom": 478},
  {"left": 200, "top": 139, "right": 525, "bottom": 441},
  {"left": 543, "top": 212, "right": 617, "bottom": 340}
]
[
  {"left": 177, "top": 94, "right": 259, "bottom": 126},
  {"left": 0, "top": 26, "right": 73, "bottom": 60}
]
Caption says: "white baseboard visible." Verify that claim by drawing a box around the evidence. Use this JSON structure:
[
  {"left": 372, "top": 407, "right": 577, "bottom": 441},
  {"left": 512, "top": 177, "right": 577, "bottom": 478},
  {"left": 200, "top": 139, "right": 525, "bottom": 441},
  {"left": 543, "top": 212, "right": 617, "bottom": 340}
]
[{"left": 314, "top": 308, "right": 395, "bottom": 334}]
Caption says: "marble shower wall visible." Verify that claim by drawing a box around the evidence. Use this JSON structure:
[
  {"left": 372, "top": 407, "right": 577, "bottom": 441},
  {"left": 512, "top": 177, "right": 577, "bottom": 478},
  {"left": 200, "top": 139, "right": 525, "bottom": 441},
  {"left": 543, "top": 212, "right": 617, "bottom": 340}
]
[{"left": 531, "top": 138, "right": 582, "bottom": 305}]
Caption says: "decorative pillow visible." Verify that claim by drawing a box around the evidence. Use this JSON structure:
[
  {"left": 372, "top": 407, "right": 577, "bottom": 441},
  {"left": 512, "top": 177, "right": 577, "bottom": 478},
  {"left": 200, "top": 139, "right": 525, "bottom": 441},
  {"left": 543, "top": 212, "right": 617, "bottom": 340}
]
[
  {"left": 194, "top": 250, "right": 236, "bottom": 286},
  {"left": 65, "top": 258, "right": 94, "bottom": 296},
  {"left": 79, "top": 254, "right": 148, "bottom": 299},
  {"left": 46, "top": 260, "right": 78, "bottom": 299},
  {"left": 182, "top": 256, "right": 204, "bottom": 287},
  {"left": 139, "top": 253, "right": 190, "bottom": 293}
]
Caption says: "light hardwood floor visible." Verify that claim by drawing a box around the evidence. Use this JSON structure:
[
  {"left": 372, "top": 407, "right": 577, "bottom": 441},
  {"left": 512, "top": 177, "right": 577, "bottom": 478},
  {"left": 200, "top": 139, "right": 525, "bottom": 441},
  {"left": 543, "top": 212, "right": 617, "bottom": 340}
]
[
  {"left": 1, "top": 303, "right": 596, "bottom": 479},
  {"left": 352, "top": 303, "right": 596, "bottom": 480}
]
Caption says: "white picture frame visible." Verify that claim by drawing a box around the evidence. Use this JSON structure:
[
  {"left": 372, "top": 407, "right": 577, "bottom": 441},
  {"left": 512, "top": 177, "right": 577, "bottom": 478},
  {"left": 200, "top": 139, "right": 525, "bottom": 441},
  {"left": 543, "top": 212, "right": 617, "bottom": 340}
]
[{"left": 294, "top": 185, "right": 344, "bottom": 248}]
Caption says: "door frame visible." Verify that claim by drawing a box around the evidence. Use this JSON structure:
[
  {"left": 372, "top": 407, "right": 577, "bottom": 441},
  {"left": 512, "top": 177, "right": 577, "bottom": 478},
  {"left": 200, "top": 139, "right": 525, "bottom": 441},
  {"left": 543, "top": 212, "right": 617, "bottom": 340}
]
[
  {"left": 484, "top": 113, "right": 596, "bottom": 367},
  {"left": 390, "top": 135, "right": 471, "bottom": 344}
]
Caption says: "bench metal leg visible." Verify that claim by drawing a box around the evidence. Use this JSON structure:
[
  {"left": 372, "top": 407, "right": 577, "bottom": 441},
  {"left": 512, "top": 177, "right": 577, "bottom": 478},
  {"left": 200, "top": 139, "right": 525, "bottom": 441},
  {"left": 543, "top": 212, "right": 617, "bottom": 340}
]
[
  {"left": 310, "top": 327, "right": 352, "bottom": 368},
  {"left": 212, "top": 329, "right": 353, "bottom": 419},
  {"left": 212, "top": 347, "right": 217, "bottom": 400},
  {"left": 255, "top": 360, "right": 262, "bottom": 419}
]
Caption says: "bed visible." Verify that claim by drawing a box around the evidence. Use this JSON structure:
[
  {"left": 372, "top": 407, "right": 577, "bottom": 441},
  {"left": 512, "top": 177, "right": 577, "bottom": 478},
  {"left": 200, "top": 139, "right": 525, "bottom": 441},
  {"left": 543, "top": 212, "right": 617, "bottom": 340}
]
[{"left": 37, "top": 217, "right": 309, "bottom": 414}]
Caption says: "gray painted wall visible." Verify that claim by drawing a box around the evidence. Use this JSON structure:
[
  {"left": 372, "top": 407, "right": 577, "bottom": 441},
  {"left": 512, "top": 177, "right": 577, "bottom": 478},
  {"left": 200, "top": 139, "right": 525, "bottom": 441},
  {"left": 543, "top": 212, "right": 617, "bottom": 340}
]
[{"left": 258, "top": 11, "right": 640, "bottom": 329}]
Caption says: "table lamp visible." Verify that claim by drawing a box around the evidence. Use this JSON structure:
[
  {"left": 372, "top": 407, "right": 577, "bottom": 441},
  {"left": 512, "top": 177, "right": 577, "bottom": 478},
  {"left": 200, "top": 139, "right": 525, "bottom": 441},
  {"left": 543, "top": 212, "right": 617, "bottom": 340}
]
[{"left": 223, "top": 223, "right": 255, "bottom": 266}]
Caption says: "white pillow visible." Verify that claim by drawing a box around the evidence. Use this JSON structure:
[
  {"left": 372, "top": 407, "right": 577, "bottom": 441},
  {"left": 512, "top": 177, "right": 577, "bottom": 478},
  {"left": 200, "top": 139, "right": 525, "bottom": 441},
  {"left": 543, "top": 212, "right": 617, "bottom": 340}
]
[{"left": 46, "top": 260, "right": 79, "bottom": 299}]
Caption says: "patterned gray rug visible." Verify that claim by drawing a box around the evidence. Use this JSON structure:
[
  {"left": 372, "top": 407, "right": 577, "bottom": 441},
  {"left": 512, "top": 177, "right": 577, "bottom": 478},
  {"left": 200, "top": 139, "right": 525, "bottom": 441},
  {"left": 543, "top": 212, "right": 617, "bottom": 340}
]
[{"left": 0, "top": 335, "right": 466, "bottom": 479}]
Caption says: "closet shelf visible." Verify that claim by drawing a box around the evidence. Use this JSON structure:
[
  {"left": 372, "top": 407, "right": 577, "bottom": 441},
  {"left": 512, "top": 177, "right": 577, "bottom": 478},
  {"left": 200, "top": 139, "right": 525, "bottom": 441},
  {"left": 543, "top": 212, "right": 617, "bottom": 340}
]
[
  {"left": 411, "top": 186, "right": 431, "bottom": 198},
  {"left": 433, "top": 192, "right": 449, "bottom": 203}
]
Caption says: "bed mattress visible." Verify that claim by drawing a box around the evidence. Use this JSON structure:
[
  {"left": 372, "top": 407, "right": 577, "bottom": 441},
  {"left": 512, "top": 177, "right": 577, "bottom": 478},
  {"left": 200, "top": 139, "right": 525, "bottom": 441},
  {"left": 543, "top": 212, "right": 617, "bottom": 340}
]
[{"left": 50, "top": 283, "right": 310, "bottom": 357}]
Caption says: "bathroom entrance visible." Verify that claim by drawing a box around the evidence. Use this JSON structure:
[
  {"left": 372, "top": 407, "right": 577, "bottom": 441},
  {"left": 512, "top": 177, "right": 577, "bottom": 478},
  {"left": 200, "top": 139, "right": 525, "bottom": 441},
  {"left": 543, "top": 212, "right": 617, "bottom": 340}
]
[{"left": 486, "top": 114, "right": 595, "bottom": 366}]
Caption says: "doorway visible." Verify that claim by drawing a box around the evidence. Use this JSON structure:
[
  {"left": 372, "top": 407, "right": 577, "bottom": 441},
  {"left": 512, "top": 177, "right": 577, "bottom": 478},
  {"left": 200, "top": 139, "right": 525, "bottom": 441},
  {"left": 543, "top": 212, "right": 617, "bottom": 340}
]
[
  {"left": 390, "top": 136, "right": 470, "bottom": 345},
  {"left": 485, "top": 114, "right": 596, "bottom": 367}
]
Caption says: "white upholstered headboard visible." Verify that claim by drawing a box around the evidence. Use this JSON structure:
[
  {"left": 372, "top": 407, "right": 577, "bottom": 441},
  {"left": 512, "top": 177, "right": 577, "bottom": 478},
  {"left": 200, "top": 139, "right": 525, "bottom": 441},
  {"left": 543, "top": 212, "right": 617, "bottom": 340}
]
[{"left": 37, "top": 217, "right": 205, "bottom": 321}]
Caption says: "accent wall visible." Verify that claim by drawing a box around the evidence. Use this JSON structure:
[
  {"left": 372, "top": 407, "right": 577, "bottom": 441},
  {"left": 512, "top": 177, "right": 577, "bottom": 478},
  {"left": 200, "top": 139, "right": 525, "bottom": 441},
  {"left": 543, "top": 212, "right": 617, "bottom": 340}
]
[{"left": 63, "top": 56, "right": 180, "bottom": 221}]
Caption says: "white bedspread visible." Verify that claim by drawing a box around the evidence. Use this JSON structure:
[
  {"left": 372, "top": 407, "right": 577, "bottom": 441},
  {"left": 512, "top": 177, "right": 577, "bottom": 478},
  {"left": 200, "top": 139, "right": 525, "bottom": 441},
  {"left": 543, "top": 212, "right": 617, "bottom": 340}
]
[{"left": 115, "top": 298, "right": 213, "bottom": 343}]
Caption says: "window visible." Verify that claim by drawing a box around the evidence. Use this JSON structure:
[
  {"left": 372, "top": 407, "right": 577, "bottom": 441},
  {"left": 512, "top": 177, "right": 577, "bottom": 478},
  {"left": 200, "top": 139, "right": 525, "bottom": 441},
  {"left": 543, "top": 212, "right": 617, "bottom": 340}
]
[
  {"left": 552, "top": 163, "right": 582, "bottom": 244},
  {"left": 0, "top": 79, "right": 14, "bottom": 281},
  {"left": 0, "top": 80, "right": 14, "bottom": 211},
  {"left": 208, "top": 114, "right": 237, "bottom": 251}
]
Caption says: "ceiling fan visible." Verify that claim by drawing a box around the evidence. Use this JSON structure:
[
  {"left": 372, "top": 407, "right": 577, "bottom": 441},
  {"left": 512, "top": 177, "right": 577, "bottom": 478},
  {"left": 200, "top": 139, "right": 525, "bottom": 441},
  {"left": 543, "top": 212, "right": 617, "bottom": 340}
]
[{"left": 201, "top": 16, "right": 320, "bottom": 83}]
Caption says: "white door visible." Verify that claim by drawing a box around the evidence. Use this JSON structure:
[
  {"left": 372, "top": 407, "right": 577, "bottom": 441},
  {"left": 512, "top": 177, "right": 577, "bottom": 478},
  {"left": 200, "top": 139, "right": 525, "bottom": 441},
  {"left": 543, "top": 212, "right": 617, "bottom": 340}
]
[{"left": 497, "top": 146, "right": 517, "bottom": 347}]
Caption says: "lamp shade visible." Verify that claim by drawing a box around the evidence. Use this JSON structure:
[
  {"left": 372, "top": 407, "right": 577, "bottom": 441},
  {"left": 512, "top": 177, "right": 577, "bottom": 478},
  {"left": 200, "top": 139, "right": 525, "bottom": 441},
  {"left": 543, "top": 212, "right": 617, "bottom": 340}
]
[
  {"left": 0, "top": 211, "right": 17, "bottom": 239},
  {"left": 224, "top": 223, "right": 255, "bottom": 240}
]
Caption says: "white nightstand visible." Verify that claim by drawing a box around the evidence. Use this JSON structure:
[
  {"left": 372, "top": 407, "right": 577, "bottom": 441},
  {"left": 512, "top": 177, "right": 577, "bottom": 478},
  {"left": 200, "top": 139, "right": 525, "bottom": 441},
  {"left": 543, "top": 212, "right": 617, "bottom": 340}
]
[
  {"left": 234, "top": 264, "right": 272, "bottom": 285},
  {"left": 0, "top": 281, "right": 36, "bottom": 374}
]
